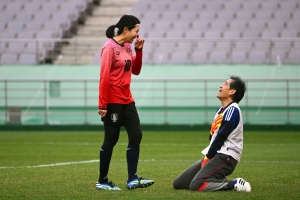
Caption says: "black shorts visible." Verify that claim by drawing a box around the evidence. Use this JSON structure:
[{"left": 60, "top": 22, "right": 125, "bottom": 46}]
[{"left": 101, "top": 102, "right": 140, "bottom": 126}]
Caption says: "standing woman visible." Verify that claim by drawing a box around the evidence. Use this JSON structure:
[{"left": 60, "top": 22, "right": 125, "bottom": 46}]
[{"left": 95, "top": 15, "right": 154, "bottom": 191}]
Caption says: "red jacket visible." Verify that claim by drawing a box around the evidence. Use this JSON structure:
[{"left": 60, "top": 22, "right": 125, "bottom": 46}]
[{"left": 98, "top": 38, "right": 142, "bottom": 109}]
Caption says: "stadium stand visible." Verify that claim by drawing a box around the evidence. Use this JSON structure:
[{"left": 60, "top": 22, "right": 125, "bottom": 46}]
[
  {"left": 1, "top": 0, "right": 299, "bottom": 65},
  {"left": 126, "top": 0, "right": 300, "bottom": 64},
  {"left": 0, "top": 0, "right": 95, "bottom": 64}
]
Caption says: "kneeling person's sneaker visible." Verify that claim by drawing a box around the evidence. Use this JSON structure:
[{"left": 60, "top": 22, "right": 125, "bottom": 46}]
[
  {"left": 95, "top": 181, "right": 121, "bottom": 190},
  {"left": 126, "top": 177, "right": 154, "bottom": 189},
  {"left": 234, "top": 178, "right": 251, "bottom": 192}
]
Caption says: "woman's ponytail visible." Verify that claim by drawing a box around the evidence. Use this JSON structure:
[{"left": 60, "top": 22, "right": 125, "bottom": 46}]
[{"left": 105, "top": 25, "right": 116, "bottom": 38}]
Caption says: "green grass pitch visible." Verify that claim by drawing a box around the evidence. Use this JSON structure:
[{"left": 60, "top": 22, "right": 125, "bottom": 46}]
[{"left": 0, "top": 130, "right": 299, "bottom": 199}]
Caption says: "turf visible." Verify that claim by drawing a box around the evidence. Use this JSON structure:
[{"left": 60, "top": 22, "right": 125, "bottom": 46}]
[{"left": 0, "top": 130, "right": 299, "bottom": 199}]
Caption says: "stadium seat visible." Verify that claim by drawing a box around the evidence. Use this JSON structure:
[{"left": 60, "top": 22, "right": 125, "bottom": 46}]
[
  {"left": 190, "top": 51, "right": 208, "bottom": 64},
  {"left": 228, "top": 20, "right": 247, "bottom": 31},
  {"left": 156, "top": 42, "right": 177, "bottom": 54},
  {"left": 172, "top": 20, "right": 191, "bottom": 30},
  {"left": 234, "top": 41, "right": 253, "bottom": 53},
  {"left": 231, "top": 50, "right": 247, "bottom": 64},
  {"left": 271, "top": 50, "right": 287, "bottom": 64},
  {"left": 190, "top": 21, "right": 210, "bottom": 31},
  {"left": 0, "top": 22, "right": 6, "bottom": 32},
  {"left": 184, "top": 30, "right": 202, "bottom": 39},
  {"left": 247, "top": 51, "right": 268, "bottom": 64},
  {"left": 176, "top": 41, "right": 193, "bottom": 52},
  {"left": 224, "top": 0, "right": 241, "bottom": 11},
  {"left": 210, "top": 20, "right": 229, "bottom": 31},
  {"left": 253, "top": 41, "right": 271, "bottom": 51},
  {"left": 40, "top": 2, "right": 60, "bottom": 13},
  {"left": 130, "top": 0, "right": 149, "bottom": 12},
  {"left": 16, "top": 31, "right": 36, "bottom": 39},
  {"left": 23, "top": 3, "right": 41, "bottom": 13},
  {"left": 195, "top": 41, "right": 215, "bottom": 52},
  {"left": 152, "top": 51, "right": 169, "bottom": 64},
  {"left": 217, "top": 11, "right": 235, "bottom": 21},
  {"left": 167, "top": 1, "right": 187, "bottom": 11},
  {"left": 279, "top": 1, "right": 298, "bottom": 11},
  {"left": 287, "top": 50, "right": 300, "bottom": 64},
  {"left": 255, "top": 11, "right": 273, "bottom": 21},
  {"left": 149, "top": 1, "right": 168, "bottom": 11},
  {"left": 0, "top": 12, "right": 15, "bottom": 23},
  {"left": 179, "top": 11, "right": 198, "bottom": 20},
  {"left": 14, "top": 12, "right": 33, "bottom": 22},
  {"left": 273, "top": 11, "right": 292, "bottom": 21},
  {"left": 267, "top": 20, "right": 285, "bottom": 31},
  {"left": 260, "top": 1, "right": 279, "bottom": 12},
  {"left": 4, "top": 3, "right": 23, "bottom": 13},
  {"left": 6, "top": 21, "right": 25, "bottom": 32},
  {"left": 169, "top": 51, "right": 190, "bottom": 64},
  {"left": 0, "top": 42, "right": 8, "bottom": 54},
  {"left": 142, "top": 11, "right": 161, "bottom": 22},
  {"left": 186, "top": 1, "right": 205, "bottom": 11},
  {"left": 153, "top": 20, "right": 172, "bottom": 30},
  {"left": 241, "top": 1, "right": 260, "bottom": 11},
  {"left": 209, "top": 51, "right": 228, "bottom": 64},
  {"left": 146, "top": 30, "right": 165, "bottom": 38},
  {"left": 165, "top": 31, "right": 185, "bottom": 39},
  {"left": 261, "top": 30, "right": 279, "bottom": 38},
  {"left": 6, "top": 42, "right": 26, "bottom": 54},
  {"left": 142, "top": 52, "right": 152, "bottom": 64},
  {"left": 199, "top": 10, "right": 217, "bottom": 21},
  {"left": 161, "top": 11, "right": 180, "bottom": 20},
  {"left": 0, "top": 31, "right": 18, "bottom": 39},
  {"left": 293, "top": 11, "right": 300, "bottom": 20},
  {"left": 273, "top": 41, "right": 292, "bottom": 52},
  {"left": 223, "top": 30, "right": 242, "bottom": 39},
  {"left": 0, "top": 53, "right": 18, "bottom": 65},
  {"left": 205, "top": 1, "right": 224, "bottom": 11},
  {"left": 248, "top": 20, "right": 266, "bottom": 32},
  {"left": 17, "top": 53, "right": 38, "bottom": 65},
  {"left": 203, "top": 30, "right": 222, "bottom": 38},
  {"left": 32, "top": 12, "right": 52, "bottom": 22},
  {"left": 140, "top": 21, "right": 153, "bottom": 31},
  {"left": 287, "top": 20, "right": 300, "bottom": 31},
  {"left": 215, "top": 42, "right": 232, "bottom": 51},
  {"left": 25, "top": 21, "right": 44, "bottom": 32},
  {"left": 236, "top": 10, "right": 254, "bottom": 21},
  {"left": 280, "top": 30, "right": 298, "bottom": 38},
  {"left": 242, "top": 30, "right": 260, "bottom": 38}
]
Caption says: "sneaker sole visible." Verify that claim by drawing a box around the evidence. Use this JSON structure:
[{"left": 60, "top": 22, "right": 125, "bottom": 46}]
[{"left": 127, "top": 182, "right": 154, "bottom": 190}]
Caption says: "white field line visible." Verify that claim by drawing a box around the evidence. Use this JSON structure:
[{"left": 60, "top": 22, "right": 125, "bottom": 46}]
[
  {"left": 1, "top": 159, "right": 300, "bottom": 169},
  {"left": 0, "top": 142, "right": 299, "bottom": 146}
]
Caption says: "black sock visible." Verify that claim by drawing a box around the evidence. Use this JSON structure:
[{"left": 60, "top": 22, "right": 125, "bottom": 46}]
[
  {"left": 98, "top": 144, "right": 113, "bottom": 183},
  {"left": 126, "top": 143, "right": 139, "bottom": 182}
]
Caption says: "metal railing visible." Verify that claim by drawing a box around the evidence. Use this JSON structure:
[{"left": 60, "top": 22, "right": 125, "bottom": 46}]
[{"left": 0, "top": 78, "right": 299, "bottom": 125}]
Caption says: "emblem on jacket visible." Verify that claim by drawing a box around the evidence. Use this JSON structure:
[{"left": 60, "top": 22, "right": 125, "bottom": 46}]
[
  {"left": 111, "top": 113, "right": 118, "bottom": 122},
  {"left": 126, "top": 48, "right": 131, "bottom": 54}
]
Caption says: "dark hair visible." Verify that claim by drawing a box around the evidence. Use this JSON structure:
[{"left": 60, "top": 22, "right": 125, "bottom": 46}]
[
  {"left": 105, "top": 15, "right": 140, "bottom": 38},
  {"left": 229, "top": 75, "right": 246, "bottom": 103}
]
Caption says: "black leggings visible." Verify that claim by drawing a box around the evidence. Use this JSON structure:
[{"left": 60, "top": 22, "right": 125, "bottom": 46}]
[{"left": 103, "top": 121, "right": 142, "bottom": 146}]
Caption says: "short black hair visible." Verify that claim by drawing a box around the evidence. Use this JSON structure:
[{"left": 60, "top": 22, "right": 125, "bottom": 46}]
[{"left": 229, "top": 75, "right": 246, "bottom": 103}]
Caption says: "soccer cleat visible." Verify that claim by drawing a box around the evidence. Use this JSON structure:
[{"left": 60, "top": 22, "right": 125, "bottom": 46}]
[
  {"left": 126, "top": 177, "right": 154, "bottom": 189},
  {"left": 95, "top": 181, "right": 122, "bottom": 190},
  {"left": 234, "top": 178, "right": 251, "bottom": 192}
]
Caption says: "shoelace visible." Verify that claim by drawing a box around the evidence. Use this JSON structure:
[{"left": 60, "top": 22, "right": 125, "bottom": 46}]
[{"left": 108, "top": 181, "right": 116, "bottom": 187}]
